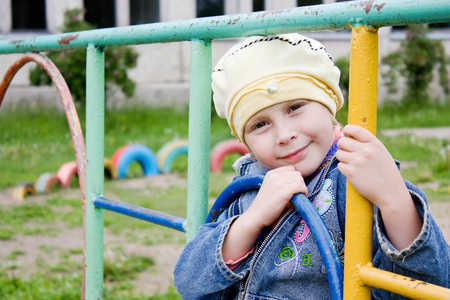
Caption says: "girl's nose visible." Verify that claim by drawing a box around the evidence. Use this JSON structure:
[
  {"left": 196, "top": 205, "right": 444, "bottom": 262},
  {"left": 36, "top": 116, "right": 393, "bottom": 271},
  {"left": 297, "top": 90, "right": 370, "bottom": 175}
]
[{"left": 276, "top": 126, "right": 297, "bottom": 145}]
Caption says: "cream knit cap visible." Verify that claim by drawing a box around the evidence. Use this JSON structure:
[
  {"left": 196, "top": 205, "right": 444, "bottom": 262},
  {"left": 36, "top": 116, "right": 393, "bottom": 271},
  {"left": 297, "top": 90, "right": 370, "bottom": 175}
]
[{"left": 212, "top": 33, "right": 344, "bottom": 144}]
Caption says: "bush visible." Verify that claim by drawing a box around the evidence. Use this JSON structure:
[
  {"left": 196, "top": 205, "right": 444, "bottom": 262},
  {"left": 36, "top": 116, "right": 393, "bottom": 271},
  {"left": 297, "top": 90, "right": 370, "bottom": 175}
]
[
  {"left": 334, "top": 57, "right": 350, "bottom": 101},
  {"left": 29, "top": 9, "right": 138, "bottom": 104},
  {"left": 381, "top": 24, "right": 449, "bottom": 106}
]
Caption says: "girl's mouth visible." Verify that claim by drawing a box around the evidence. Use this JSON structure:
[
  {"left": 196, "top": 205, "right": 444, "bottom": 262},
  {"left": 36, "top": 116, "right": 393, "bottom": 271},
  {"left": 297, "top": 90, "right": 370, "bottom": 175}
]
[{"left": 280, "top": 144, "right": 309, "bottom": 162}]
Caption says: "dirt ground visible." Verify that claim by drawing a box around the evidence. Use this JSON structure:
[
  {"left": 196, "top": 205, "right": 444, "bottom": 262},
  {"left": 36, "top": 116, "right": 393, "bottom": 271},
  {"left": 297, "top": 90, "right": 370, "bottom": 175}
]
[
  {"left": 0, "top": 175, "right": 185, "bottom": 297},
  {"left": 0, "top": 173, "right": 449, "bottom": 297}
]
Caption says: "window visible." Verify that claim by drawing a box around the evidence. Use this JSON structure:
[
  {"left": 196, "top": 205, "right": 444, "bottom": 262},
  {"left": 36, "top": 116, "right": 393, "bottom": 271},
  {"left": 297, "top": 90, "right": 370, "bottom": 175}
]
[
  {"left": 297, "top": 0, "right": 322, "bottom": 7},
  {"left": 253, "top": 0, "right": 265, "bottom": 12},
  {"left": 429, "top": 22, "right": 450, "bottom": 29},
  {"left": 84, "top": 0, "right": 116, "bottom": 28},
  {"left": 392, "top": 23, "right": 450, "bottom": 31},
  {"left": 197, "top": 0, "right": 224, "bottom": 18},
  {"left": 12, "top": 0, "right": 46, "bottom": 30},
  {"left": 130, "top": 0, "right": 160, "bottom": 25}
]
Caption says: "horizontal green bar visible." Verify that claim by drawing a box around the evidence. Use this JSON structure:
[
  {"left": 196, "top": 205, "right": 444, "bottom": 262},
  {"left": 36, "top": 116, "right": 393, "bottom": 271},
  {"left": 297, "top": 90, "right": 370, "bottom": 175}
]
[{"left": 1, "top": 0, "right": 449, "bottom": 54}]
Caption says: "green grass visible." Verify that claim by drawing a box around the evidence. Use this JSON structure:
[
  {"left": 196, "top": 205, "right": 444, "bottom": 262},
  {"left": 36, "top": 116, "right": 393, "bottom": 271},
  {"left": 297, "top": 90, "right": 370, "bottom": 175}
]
[
  {"left": 336, "top": 100, "right": 450, "bottom": 129},
  {"left": 0, "top": 202, "right": 59, "bottom": 240},
  {"left": 103, "top": 182, "right": 187, "bottom": 245},
  {"left": 0, "top": 106, "right": 232, "bottom": 189},
  {"left": 380, "top": 134, "right": 450, "bottom": 202},
  {"left": 0, "top": 249, "right": 174, "bottom": 300},
  {"left": 103, "top": 249, "right": 155, "bottom": 282}
]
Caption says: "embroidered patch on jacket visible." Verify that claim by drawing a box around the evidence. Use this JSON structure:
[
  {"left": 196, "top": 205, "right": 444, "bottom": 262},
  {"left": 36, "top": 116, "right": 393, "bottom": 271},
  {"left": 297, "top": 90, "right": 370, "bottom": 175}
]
[
  {"left": 279, "top": 246, "right": 294, "bottom": 259},
  {"left": 274, "top": 237, "right": 298, "bottom": 268},
  {"left": 311, "top": 179, "right": 333, "bottom": 215},
  {"left": 300, "top": 253, "right": 314, "bottom": 266},
  {"left": 294, "top": 179, "right": 334, "bottom": 244},
  {"left": 295, "top": 219, "right": 309, "bottom": 243}
]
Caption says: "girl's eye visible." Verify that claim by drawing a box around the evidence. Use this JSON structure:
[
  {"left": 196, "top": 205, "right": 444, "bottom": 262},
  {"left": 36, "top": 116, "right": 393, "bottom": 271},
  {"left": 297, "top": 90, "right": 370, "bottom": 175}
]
[
  {"left": 289, "top": 104, "right": 302, "bottom": 112},
  {"left": 245, "top": 120, "right": 269, "bottom": 134},
  {"left": 254, "top": 121, "right": 267, "bottom": 129}
]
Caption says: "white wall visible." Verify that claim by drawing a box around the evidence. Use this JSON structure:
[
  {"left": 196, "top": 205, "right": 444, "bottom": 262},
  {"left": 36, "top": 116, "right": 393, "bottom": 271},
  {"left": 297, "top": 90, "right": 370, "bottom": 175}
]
[
  {"left": 225, "top": 0, "right": 253, "bottom": 15},
  {"left": 265, "top": 0, "right": 296, "bottom": 10},
  {"left": 0, "top": 0, "right": 12, "bottom": 33},
  {"left": 46, "top": 0, "right": 83, "bottom": 33},
  {"left": 161, "top": 0, "right": 196, "bottom": 22},
  {"left": 115, "top": 0, "right": 130, "bottom": 28}
]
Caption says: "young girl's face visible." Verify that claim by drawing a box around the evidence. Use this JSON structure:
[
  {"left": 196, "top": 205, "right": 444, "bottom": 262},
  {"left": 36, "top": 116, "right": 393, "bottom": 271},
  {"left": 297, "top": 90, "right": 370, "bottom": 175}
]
[{"left": 243, "top": 99, "right": 335, "bottom": 177}]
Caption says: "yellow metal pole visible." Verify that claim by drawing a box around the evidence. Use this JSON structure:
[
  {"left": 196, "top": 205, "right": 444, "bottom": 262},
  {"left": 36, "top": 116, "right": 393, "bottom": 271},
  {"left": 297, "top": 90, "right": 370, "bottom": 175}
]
[
  {"left": 343, "top": 25, "right": 379, "bottom": 299},
  {"left": 359, "top": 264, "right": 450, "bottom": 300}
]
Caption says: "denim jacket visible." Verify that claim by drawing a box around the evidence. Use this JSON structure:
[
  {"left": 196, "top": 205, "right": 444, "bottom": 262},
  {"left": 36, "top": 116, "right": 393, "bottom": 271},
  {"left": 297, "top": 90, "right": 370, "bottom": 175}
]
[{"left": 174, "top": 155, "right": 450, "bottom": 299}]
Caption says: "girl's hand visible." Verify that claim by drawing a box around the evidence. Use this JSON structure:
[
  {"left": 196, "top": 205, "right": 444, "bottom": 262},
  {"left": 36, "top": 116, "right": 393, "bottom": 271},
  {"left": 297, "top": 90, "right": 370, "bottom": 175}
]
[
  {"left": 336, "top": 124, "right": 406, "bottom": 209},
  {"left": 246, "top": 166, "right": 307, "bottom": 229},
  {"left": 336, "top": 125, "right": 422, "bottom": 250},
  {"left": 222, "top": 166, "right": 306, "bottom": 262}
]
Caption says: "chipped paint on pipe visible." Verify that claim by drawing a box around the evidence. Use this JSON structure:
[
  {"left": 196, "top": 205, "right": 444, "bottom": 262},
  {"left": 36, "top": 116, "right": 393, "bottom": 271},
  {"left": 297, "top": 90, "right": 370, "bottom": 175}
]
[
  {"left": 343, "top": 25, "right": 378, "bottom": 300},
  {"left": 84, "top": 44, "right": 105, "bottom": 300},
  {"left": 1, "top": 0, "right": 449, "bottom": 54},
  {"left": 359, "top": 264, "right": 450, "bottom": 299}
]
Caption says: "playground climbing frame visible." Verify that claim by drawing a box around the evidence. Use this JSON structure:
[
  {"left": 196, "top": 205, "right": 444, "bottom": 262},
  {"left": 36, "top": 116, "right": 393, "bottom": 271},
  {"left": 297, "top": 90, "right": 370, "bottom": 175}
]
[{"left": 1, "top": 0, "right": 450, "bottom": 299}]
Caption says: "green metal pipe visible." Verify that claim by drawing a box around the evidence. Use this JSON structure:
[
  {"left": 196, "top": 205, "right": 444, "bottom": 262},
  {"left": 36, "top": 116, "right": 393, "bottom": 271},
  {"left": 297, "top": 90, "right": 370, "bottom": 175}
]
[
  {"left": 185, "top": 39, "right": 212, "bottom": 242},
  {"left": 84, "top": 44, "right": 105, "bottom": 299},
  {"left": 1, "top": 0, "right": 449, "bottom": 54}
]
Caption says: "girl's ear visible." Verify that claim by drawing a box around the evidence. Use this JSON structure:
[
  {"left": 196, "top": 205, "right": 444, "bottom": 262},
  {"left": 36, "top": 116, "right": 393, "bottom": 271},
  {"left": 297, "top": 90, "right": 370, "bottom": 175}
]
[
  {"left": 332, "top": 124, "right": 344, "bottom": 141},
  {"left": 249, "top": 151, "right": 257, "bottom": 161}
]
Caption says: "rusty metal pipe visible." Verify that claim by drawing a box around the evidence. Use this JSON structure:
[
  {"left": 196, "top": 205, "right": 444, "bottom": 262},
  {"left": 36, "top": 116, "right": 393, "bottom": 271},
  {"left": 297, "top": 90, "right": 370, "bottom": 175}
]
[
  {"left": 359, "top": 264, "right": 450, "bottom": 299},
  {"left": 0, "top": 53, "right": 87, "bottom": 299}
]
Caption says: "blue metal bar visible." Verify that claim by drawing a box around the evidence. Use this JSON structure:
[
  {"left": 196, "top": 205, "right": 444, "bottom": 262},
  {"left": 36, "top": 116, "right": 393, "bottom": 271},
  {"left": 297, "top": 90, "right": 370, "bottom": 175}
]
[
  {"left": 291, "top": 193, "right": 343, "bottom": 300},
  {"left": 1, "top": 0, "right": 449, "bottom": 54},
  {"left": 206, "top": 175, "right": 263, "bottom": 223},
  {"left": 206, "top": 174, "right": 343, "bottom": 300},
  {"left": 94, "top": 196, "right": 186, "bottom": 232}
]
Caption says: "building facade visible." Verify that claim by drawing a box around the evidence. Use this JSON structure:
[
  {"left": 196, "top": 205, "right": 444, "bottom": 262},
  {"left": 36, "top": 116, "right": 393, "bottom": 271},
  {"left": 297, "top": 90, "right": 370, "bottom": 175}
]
[{"left": 0, "top": 0, "right": 449, "bottom": 109}]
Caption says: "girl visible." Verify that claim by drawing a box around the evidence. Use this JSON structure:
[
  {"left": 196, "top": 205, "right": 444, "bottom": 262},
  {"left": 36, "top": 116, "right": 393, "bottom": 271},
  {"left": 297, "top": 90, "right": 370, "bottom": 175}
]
[{"left": 174, "top": 33, "right": 449, "bottom": 299}]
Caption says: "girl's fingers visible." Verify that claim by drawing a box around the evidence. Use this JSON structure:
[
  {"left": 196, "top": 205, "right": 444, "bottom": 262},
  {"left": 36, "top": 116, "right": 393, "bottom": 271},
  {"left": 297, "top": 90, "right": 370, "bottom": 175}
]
[
  {"left": 337, "top": 135, "right": 359, "bottom": 152},
  {"left": 342, "top": 124, "right": 375, "bottom": 143},
  {"left": 335, "top": 148, "right": 352, "bottom": 163},
  {"left": 264, "top": 166, "right": 307, "bottom": 195},
  {"left": 336, "top": 161, "right": 351, "bottom": 177}
]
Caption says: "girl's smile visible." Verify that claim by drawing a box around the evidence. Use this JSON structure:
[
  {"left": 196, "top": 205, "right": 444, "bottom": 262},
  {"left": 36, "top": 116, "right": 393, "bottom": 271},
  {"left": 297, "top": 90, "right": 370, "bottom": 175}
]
[{"left": 279, "top": 143, "right": 310, "bottom": 162}]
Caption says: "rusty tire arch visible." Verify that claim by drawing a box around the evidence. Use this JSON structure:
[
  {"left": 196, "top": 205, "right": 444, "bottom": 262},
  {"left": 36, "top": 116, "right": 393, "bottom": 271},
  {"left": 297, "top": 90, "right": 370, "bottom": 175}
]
[{"left": 0, "top": 53, "right": 87, "bottom": 298}]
